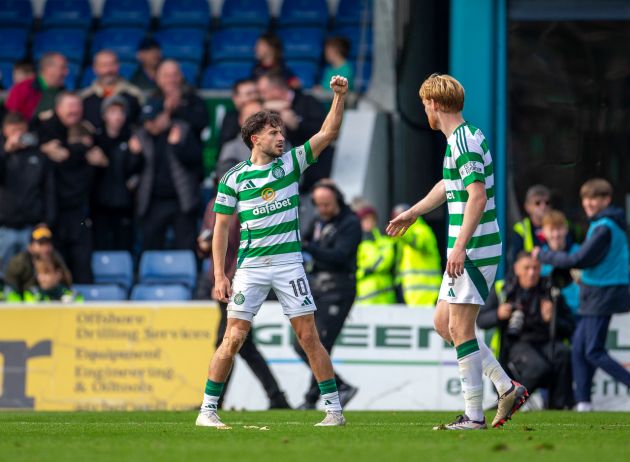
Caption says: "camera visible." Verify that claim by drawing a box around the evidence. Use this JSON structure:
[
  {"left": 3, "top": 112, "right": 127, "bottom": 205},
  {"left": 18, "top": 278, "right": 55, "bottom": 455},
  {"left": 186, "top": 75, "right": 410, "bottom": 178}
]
[
  {"left": 506, "top": 303, "right": 525, "bottom": 337},
  {"left": 19, "top": 132, "right": 38, "bottom": 147}
]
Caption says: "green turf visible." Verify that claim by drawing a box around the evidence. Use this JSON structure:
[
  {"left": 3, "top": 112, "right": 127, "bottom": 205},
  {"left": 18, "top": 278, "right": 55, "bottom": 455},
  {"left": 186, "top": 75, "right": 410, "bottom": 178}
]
[{"left": 0, "top": 411, "right": 628, "bottom": 462}]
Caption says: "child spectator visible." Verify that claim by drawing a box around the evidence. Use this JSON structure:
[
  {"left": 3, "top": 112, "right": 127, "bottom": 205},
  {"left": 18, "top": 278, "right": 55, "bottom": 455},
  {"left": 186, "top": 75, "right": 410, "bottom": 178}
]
[
  {"left": 21, "top": 258, "right": 81, "bottom": 302},
  {"left": 251, "top": 33, "right": 299, "bottom": 89},
  {"left": 540, "top": 210, "right": 580, "bottom": 314},
  {"left": 319, "top": 37, "right": 354, "bottom": 92},
  {"left": 13, "top": 61, "right": 35, "bottom": 85}
]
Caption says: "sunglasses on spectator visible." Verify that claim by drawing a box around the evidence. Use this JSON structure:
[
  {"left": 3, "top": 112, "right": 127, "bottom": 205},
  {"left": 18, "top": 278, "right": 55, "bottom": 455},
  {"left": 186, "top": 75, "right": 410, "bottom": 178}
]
[{"left": 534, "top": 199, "right": 550, "bottom": 206}]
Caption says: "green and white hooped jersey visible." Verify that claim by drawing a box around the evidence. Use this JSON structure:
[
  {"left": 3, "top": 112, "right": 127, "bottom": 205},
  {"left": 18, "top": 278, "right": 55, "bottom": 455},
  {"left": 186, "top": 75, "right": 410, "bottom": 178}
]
[
  {"left": 443, "top": 122, "right": 501, "bottom": 268},
  {"left": 214, "top": 142, "right": 316, "bottom": 269}
]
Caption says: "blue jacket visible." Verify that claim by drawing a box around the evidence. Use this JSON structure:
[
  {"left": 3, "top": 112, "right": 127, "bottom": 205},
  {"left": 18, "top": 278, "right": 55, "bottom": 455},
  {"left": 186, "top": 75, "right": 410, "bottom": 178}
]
[{"left": 539, "top": 206, "right": 630, "bottom": 316}]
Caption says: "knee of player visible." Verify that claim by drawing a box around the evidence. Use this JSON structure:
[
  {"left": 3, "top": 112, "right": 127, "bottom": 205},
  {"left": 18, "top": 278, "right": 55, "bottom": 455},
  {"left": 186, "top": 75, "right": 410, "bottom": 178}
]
[
  {"left": 296, "top": 329, "right": 319, "bottom": 351},
  {"left": 217, "top": 328, "right": 248, "bottom": 358}
]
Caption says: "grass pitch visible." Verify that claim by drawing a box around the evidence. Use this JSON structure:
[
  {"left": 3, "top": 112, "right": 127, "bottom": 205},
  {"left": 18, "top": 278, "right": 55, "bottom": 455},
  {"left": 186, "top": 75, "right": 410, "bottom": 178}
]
[{"left": 0, "top": 411, "right": 628, "bottom": 462}]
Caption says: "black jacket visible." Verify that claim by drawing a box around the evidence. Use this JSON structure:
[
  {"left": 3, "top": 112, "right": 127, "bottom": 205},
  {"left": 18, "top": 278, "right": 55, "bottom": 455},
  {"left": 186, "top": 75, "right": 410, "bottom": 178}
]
[
  {"left": 218, "top": 110, "right": 240, "bottom": 153},
  {"left": 135, "top": 121, "right": 202, "bottom": 217},
  {"left": 0, "top": 142, "right": 55, "bottom": 227},
  {"left": 152, "top": 85, "right": 209, "bottom": 139},
  {"left": 478, "top": 278, "right": 575, "bottom": 363},
  {"left": 35, "top": 113, "right": 95, "bottom": 211},
  {"left": 92, "top": 129, "right": 144, "bottom": 210},
  {"left": 80, "top": 79, "right": 143, "bottom": 128},
  {"left": 539, "top": 206, "right": 630, "bottom": 316},
  {"left": 303, "top": 204, "right": 361, "bottom": 291}
]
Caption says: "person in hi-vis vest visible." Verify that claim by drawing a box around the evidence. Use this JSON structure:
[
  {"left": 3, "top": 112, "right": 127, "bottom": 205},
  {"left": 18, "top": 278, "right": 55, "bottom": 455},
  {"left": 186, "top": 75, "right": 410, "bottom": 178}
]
[
  {"left": 509, "top": 184, "right": 551, "bottom": 267},
  {"left": 391, "top": 204, "right": 441, "bottom": 307},
  {"left": 355, "top": 205, "right": 396, "bottom": 305}
]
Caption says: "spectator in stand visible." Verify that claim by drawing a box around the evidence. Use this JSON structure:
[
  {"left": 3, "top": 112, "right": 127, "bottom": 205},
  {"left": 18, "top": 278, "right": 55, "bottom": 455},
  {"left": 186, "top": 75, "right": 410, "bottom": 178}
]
[
  {"left": 0, "top": 112, "right": 55, "bottom": 273},
  {"left": 355, "top": 205, "right": 397, "bottom": 304},
  {"left": 14, "top": 258, "right": 82, "bottom": 303},
  {"left": 509, "top": 184, "right": 552, "bottom": 267},
  {"left": 214, "top": 100, "right": 264, "bottom": 180},
  {"left": 390, "top": 203, "right": 441, "bottom": 306},
  {"left": 5, "top": 52, "right": 68, "bottom": 121},
  {"left": 534, "top": 178, "right": 630, "bottom": 412},
  {"left": 251, "top": 33, "right": 299, "bottom": 89},
  {"left": 318, "top": 37, "right": 354, "bottom": 93},
  {"left": 257, "top": 72, "right": 332, "bottom": 193},
  {"left": 153, "top": 60, "right": 209, "bottom": 140},
  {"left": 540, "top": 210, "right": 580, "bottom": 315},
  {"left": 92, "top": 96, "right": 144, "bottom": 251},
  {"left": 130, "top": 38, "right": 162, "bottom": 91},
  {"left": 135, "top": 98, "right": 203, "bottom": 252},
  {"left": 36, "top": 92, "right": 107, "bottom": 283},
  {"left": 218, "top": 79, "right": 259, "bottom": 152},
  {"left": 80, "top": 50, "right": 144, "bottom": 129},
  {"left": 4, "top": 224, "right": 72, "bottom": 299},
  {"left": 478, "top": 252, "right": 575, "bottom": 409},
  {"left": 12, "top": 61, "right": 35, "bottom": 86}
]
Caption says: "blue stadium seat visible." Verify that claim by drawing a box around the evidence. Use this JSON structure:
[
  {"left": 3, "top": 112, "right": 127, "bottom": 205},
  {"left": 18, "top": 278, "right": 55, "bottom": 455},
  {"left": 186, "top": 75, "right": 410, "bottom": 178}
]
[
  {"left": 0, "top": 61, "right": 14, "bottom": 89},
  {"left": 335, "top": 0, "right": 373, "bottom": 26},
  {"left": 91, "top": 28, "right": 145, "bottom": 61},
  {"left": 92, "top": 251, "right": 134, "bottom": 290},
  {"left": 139, "top": 250, "right": 197, "bottom": 288},
  {"left": 209, "top": 28, "right": 260, "bottom": 62},
  {"left": 0, "top": 0, "right": 33, "bottom": 29},
  {"left": 278, "top": 0, "right": 329, "bottom": 28},
  {"left": 354, "top": 59, "right": 371, "bottom": 93},
  {"left": 130, "top": 283, "right": 192, "bottom": 301},
  {"left": 155, "top": 28, "right": 206, "bottom": 63},
  {"left": 100, "top": 0, "right": 150, "bottom": 29},
  {"left": 178, "top": 61, "right": 200, "bottom": 86},
  {"left": 286, "top": 60, "right": 318, "bottom": 89},
  {"left": 160, "top": 0, "right": 209, "bottom": 29},
  {"left": 0, "top": 28, "right": 28, "bottom": 61},
  {"left": 42, "top": 0, "right": 92, "bottom": 30},
  {"left": 33, "top": 29, "right": 87, "bottom": 63},
  {"left": 73, "top": 284, "right": 128, "bottom": 301},
  {"left": 220, "top": 0, "right": 269, "bottom": 28},
  {"left": 277, "top": 27, "right": 324, "bottom": 60},
  {"left": 331, "top": 26, "right": 373, "bottom": 60},
  {"left": 201, "top": 61, "right": 252, "bottom": 90}
]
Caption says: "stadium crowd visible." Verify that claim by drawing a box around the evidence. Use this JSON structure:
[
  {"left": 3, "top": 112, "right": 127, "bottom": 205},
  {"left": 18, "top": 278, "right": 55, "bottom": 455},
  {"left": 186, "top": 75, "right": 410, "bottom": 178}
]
[{"left": 0, "top": 5, "right": 628, "bottom": 414}]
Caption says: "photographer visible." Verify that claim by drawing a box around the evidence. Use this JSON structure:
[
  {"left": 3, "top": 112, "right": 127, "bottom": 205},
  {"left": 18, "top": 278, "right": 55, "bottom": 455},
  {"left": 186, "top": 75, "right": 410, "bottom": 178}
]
[
  {"left": 0, "top": 112, "right": 55, "bottom": 273},
  {"left": 478, "top": 251, "right": 575, "bottom": 409}
]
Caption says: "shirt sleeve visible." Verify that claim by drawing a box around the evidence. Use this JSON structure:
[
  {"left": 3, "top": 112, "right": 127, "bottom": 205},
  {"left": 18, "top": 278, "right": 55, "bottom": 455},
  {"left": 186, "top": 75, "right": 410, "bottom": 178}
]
[
  {"left": 452, "top": 134, "right": 485, "bottom": 187},
  {"left": 291, "top": 141, "right": 316, "bottom": 175},
  {"left": 213, "top": 173, "right": 238, "bottom": 215}
]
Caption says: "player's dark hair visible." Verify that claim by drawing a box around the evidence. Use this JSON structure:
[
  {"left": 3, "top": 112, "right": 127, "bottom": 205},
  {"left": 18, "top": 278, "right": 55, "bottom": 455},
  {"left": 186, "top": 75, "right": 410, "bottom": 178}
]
[{"left": 241, "top": 110, "right": 283, "bottom": 149}]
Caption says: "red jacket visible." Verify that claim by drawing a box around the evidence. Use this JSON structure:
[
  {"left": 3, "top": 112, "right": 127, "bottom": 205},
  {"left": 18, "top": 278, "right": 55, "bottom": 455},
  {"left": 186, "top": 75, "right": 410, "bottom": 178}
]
[{"left": 5, "top": 77, "right": 42, "bottom": 121}]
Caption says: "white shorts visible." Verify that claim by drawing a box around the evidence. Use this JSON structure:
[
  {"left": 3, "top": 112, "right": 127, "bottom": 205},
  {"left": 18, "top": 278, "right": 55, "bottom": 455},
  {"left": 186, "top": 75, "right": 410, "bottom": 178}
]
[
  {"left": 227, "top": 263, "right": 317, "bottom": 322},
  {"left": 438, "top": 264, "right": 498, "bottom": 306}
]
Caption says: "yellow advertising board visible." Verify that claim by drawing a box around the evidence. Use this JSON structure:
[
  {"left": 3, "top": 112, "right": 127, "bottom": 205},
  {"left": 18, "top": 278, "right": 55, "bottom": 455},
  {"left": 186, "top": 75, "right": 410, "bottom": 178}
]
[{"left": 0, "top": 303, "right": 220, "bottom": 411}]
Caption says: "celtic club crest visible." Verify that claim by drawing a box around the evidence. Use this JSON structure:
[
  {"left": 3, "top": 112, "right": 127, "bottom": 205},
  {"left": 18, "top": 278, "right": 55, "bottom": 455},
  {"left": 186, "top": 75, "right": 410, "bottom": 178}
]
[
  {"left": 272, "top": 166, "right": 285, "bottom": 179},
  {"left": 233, "top": 292, "right": 245, "bottom": 305}
]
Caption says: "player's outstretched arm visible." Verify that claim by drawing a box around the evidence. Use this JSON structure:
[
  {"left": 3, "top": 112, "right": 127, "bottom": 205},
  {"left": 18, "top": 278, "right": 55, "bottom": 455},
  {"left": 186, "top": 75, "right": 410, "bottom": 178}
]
[
  {"left": 308, "top": 75, "right": 348, "bottom": 159},
  {"left": 387, "top": 180, "right": 446, "bottom": 236},
  {"left": 212, "top": 212, "right": 233, "bottom": 303}
]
